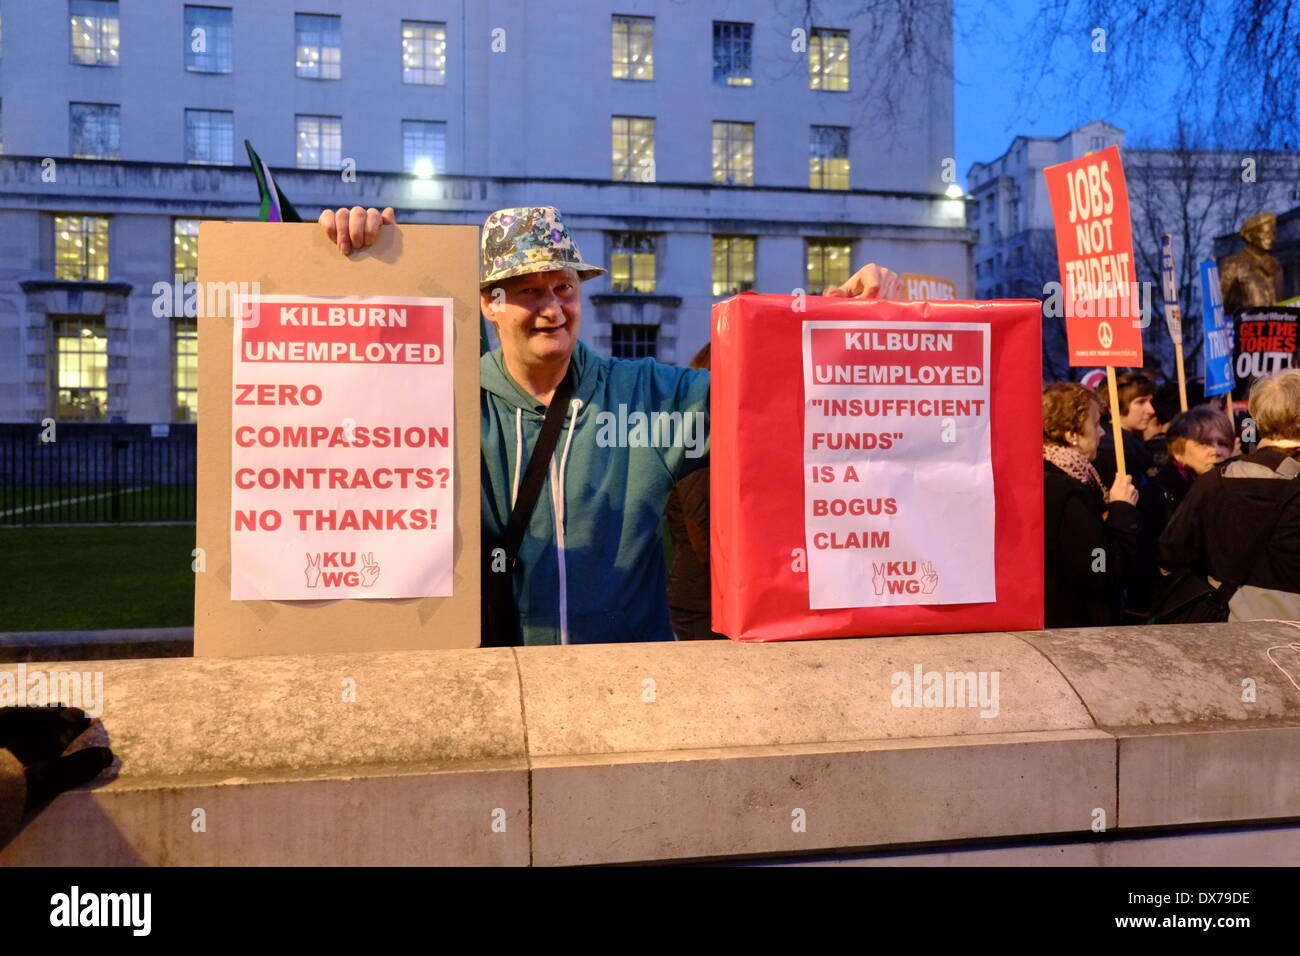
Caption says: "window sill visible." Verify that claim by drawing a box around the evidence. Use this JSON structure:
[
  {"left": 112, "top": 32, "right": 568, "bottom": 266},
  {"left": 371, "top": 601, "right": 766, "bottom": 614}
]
[
  {"left": 589, "top": 293, "right": 682, "bottom": 307},
  {"left": 21, "top": 279, "right": 133, "bottom": 295}
]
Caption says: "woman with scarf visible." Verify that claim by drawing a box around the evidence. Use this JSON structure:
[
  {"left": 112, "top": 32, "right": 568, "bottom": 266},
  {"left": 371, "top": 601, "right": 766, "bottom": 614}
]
[{"left": 1042, "top": 383, "right": 1140, "bottom": 628}]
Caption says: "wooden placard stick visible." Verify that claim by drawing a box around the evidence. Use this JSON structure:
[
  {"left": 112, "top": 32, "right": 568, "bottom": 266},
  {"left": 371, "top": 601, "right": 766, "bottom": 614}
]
[{"left": 1106, "top": 366, "right": 1127, "bottom": 476}]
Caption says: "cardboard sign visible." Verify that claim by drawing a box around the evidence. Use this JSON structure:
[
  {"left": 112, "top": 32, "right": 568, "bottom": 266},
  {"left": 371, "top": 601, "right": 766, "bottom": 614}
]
[
  {"left": 801, "top": 321, "right": 994, "bottom": 609},
  {"left": 1234, "top": 306, "right": 1298, "bottom": 385},
  {"left": 711, "top": 294, "right": 1043, "bottom": 642},
  {"left": 901, "top": 274, "right": 957, "bottom": 301},
  {"left": 1159, "top": 234, "right": 1183, "bottom": 342},
  {"left": 1199, "top": 261, "right": 1234, "bottom": 397},
  {"left": 1042, "top": 145, "right": 1143, "bottom": 367},
  {"left": 230, "top": 295, "right": 455, "bottom": 600},
  {"left": 195, "top": 223, "right": 481, "bottom": 657}
]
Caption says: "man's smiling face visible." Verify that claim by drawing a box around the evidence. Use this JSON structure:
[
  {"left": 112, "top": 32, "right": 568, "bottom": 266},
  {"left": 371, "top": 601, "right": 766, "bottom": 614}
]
[{"left": 482, "top": 267, "right": 582, "bottom": 367}]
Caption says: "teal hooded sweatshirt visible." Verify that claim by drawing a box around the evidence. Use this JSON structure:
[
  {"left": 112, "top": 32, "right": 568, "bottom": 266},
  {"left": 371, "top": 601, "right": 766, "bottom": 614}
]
[{"left": 480, "top": 341, "right": 710, "bottom": 645}]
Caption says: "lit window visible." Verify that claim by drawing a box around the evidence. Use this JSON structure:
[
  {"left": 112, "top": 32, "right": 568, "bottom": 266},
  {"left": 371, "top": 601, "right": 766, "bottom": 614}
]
[
  {"left": 810, "top": 125, "right": 850, "bottom": 190},
  {"left": 51, "top": 317, "right": 108, "bottom": 421},
  {"left": 612, "top": 116, "right": 655, "bottom": 182},
  {"left": 611, "top": 324, "right": 658, "bottom": 360},
  {"left": 809, "top": 28, "right": 849, "bottom": 91},
  {"left": 806, "top": 240, "right": 852, "bottom": 292},
  {"left": 174, "top": 318, "right": 198, "bottom": 422},
  {"left": 402, "top": 120, "right": 447, "bottom": 175},
  {"left": 712, "top": 121, "right": 754, "bottom": 186},
  {"left": 185, "top": 6, "right": 232, "bottom": 73},
  {"left": 174, "top": 219, "right": 200, "bottom": 283},
  {"left": 70, "top": 0, "right": 120, "bottom": 67},
  {"left": 54, "top": 215, "right": 109, "bottom": 281},
  {"left": 609, "top": 233, "right": 656, "bottom": 293},
  {"left": 295, "top": 13, "right": 340, "bottom": 80},
  {"left": 296, "top": 115, "right": 342, "bottom": 170},
  {"left": 612, "top": 15, "right": 653, "bottom": 80},
  {"left": 402, "top": 20, "right": 446, "bottom": 85},
  {"left": 185, "top": 109, "right": 234, "bottom": 165},
  {"left": 713, "top": 21, "right": 753, "bottom": 86},
  {"left": 712, "top": 236, "right": 755, "bottom": 297},
  {"left": 70, "top": 102, "right": 120, "bottom": 159}
]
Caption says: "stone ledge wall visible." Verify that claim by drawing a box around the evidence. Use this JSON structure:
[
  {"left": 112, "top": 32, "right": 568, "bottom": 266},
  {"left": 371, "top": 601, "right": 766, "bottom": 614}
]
[{"left": 2, "top": 621, "right": 1297, "bottom": 865}]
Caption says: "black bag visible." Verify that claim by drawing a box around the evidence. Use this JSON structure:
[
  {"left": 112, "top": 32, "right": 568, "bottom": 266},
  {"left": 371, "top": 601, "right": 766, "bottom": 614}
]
[
  {"left": 1149, "top": 569, "right": 1232, "bottom": 624},
  {"left": 1151, "top": 466, "right": 1300, "bottom": 624},
  {"left": 481, "top": 368, "right": 575, "bottom": 647}
]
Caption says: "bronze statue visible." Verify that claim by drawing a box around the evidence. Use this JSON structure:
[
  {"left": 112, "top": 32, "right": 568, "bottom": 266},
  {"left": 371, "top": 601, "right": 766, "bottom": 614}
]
[{"left": 1220, "top": 211, "right": 1283, "bottom": 314}]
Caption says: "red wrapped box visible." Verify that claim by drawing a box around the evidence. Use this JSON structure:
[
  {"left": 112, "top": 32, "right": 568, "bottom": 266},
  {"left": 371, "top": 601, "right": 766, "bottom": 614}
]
[{"left": 711, "top": 295, "right": 1044, "bottom": 641}]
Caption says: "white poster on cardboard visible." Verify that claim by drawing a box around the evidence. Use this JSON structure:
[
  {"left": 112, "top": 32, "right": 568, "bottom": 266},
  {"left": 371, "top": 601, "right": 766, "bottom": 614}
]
[
  {"left": 801, "top": 319, "right": 995, "bottom": 610},
  {"left": 230, "top": 294, "right": 455, "bottom": 600}
]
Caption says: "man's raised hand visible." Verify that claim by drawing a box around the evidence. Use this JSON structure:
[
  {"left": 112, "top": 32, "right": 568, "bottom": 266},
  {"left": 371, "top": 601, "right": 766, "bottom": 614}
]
[
  {"left": 823, "top": 263, "right": 905, "bottom": 300},
  {"left": 318, "top": 206, "right": 396, "bottom": 256}
]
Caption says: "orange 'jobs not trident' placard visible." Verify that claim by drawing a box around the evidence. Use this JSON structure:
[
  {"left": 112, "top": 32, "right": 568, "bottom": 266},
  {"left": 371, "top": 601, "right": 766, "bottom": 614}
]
[{"left": 1042, "top": 145, "right": 1144, "bottom": 367}]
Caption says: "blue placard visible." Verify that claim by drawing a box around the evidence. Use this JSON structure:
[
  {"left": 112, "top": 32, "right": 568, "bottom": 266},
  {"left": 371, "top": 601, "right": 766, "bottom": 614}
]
[{"left": 1200, "top": 260, "right": 1233, "bottom": 396}]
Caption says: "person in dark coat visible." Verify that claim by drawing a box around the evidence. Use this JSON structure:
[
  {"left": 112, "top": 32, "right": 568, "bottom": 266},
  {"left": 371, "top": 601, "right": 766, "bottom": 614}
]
[
  {"left": 1042, "top": 383, "right": 1140, "bottom": 628},
  {"left": 1093, "top": 370, "right": 1157, "bottom": 487},
  {"left": 1146, "top": 378, "right": 1215, "bottom": 474},
  {"left": 1160, "top": 370, "right": 1300, "bottom": 621},
  {"left": 1132, "top": 406, "right": 1237, "bottom": 619},
  {"left": 1147, "top": 406, "right": 1236, "bottom": 527},
  {"left": 665, "top": 344, "right": 725, "bottom": 640}
]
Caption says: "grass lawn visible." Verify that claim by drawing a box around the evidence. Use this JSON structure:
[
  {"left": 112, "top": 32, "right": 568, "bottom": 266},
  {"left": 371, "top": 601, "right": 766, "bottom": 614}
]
[{"left": 0, "top": 525, "right": 195, "bottom": 631}]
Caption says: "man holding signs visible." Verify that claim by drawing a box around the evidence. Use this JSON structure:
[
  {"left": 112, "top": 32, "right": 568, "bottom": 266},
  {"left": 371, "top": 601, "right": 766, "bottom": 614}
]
[{"left": 317, "top": 206, "right": 901, "bottom": 645}]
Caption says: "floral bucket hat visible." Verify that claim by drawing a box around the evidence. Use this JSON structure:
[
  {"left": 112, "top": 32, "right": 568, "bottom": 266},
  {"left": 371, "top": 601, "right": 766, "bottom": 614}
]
[{"left": 480, "top": 206, "right": 606, "bottom": 290}]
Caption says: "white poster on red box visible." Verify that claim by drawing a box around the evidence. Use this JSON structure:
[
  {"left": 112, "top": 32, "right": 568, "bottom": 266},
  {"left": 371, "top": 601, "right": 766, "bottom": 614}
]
[
  {"left": 229, "top": 294, "right": 455, "bottom": 601},
  {"left": 801, "top": 320, "right": 995, "bottom": 610}
]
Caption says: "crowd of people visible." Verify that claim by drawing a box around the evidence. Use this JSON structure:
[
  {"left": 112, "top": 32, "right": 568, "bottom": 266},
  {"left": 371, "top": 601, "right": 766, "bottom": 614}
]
[{"left": 1042, "top": 368, "right": 1300, "bottom": 627}]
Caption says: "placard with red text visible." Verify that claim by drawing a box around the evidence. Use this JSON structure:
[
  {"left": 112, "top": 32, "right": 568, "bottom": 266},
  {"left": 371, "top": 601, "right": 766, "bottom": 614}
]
[
  {"left": 1042, "top": 145, "right": 1143, "bottom": 367},
  {"left": 802, "top": 320, "right": 994, "bottom": 609},
  {"left": 711, "top": 294, "right": 1043, "bottom": 642},
  {"left": 230, "top": 294, "right": 455, "bottom": 600}
]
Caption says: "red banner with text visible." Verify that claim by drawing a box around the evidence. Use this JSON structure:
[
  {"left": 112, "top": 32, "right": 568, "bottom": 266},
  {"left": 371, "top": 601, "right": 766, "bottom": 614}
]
[{"left": 1043, "top": 145, "right": 1143, "bottom": 367}]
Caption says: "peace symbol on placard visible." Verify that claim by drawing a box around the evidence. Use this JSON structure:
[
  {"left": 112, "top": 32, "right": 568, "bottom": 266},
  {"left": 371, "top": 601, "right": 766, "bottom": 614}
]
[{"left": 1098, "top": 321, "right": 1114, "bottom": 349}]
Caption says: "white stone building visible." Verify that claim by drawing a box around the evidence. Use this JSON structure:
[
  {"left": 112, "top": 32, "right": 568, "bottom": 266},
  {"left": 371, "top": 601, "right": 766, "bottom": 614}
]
[
  {"left": 967, "top": 120, "right": 1300, "bottom": 377},
  {"left": 0, "top": 0, "right": 970, "bottom": 424}
]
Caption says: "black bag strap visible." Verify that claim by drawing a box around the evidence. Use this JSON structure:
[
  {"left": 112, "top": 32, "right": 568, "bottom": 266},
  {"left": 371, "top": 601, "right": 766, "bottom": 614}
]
[
  {"left": 1210, "top": 467, "right": 1300, "bottom": 603},
  {"left": 501, "top": 366, "right": 575, "bottom": 569}
]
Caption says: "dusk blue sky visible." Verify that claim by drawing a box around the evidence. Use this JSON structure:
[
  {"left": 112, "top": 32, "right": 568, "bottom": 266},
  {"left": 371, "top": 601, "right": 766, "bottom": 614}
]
[{"left": 953, "top": 0, "right": 1186, "bottom": 184}]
